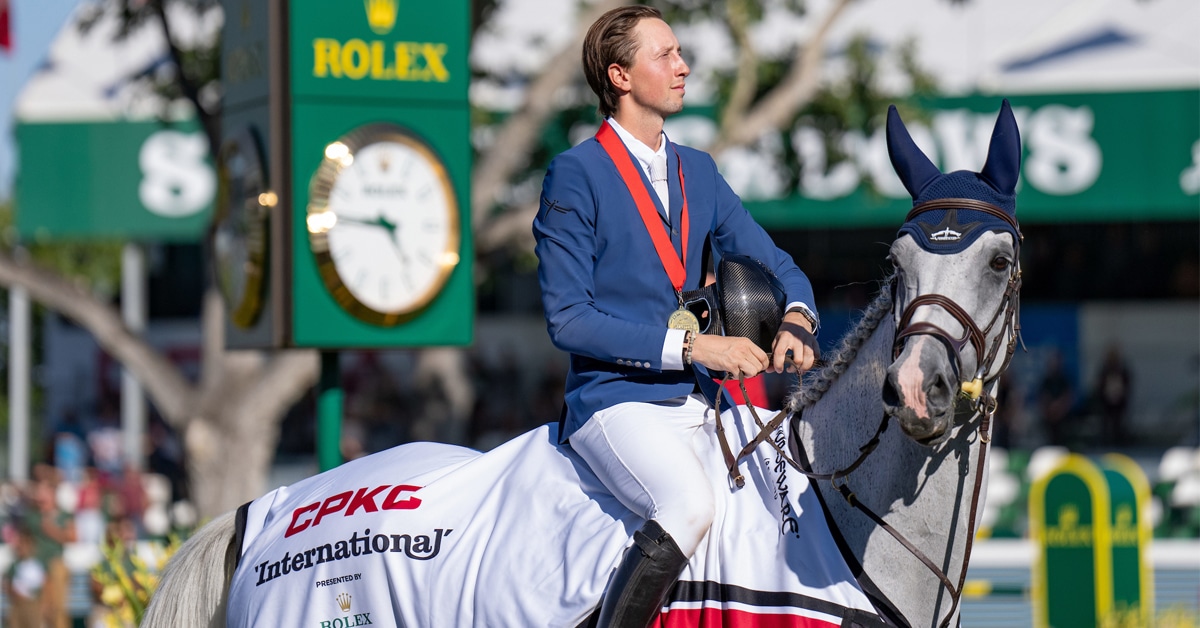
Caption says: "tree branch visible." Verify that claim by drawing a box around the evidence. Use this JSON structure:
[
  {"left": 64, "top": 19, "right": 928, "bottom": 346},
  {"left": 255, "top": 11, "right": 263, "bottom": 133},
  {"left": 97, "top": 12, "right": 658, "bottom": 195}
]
[
  {"left": 0, "top": 251, "right": 196, "bottom": 426},
  {"left": 718, "top": 0, "right": 760, "bottom": 136},
  {"left": 147, "top": 0, "right": 221, "bottom": 154},
  {"left": 470, "top": 0, "right": 630, "bottom": 232},
  {"left": 710, "top": 0, "right": 853, "bottom": 155},
  {"left": 476, "top": 203, "right": 540, "bottom": 254}
]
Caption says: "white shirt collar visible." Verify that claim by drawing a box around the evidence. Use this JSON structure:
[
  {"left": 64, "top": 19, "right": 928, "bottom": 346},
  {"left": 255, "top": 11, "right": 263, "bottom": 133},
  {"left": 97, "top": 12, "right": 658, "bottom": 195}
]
[{"left": 605, "top": 116, "right": 667, "bottom": 174}]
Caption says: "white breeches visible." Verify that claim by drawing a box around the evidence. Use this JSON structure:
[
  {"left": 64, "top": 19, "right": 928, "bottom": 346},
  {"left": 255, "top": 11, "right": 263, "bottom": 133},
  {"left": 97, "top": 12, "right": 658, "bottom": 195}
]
[{"left": 570, "top": 393, "right": 719, "bottom": 558}]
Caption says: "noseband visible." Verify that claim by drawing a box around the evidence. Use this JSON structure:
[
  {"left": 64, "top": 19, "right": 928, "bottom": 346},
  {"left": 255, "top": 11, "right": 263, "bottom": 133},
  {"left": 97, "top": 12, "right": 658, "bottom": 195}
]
[{"left": 892, "top": 198, "right": 1023, "bottom": 404}]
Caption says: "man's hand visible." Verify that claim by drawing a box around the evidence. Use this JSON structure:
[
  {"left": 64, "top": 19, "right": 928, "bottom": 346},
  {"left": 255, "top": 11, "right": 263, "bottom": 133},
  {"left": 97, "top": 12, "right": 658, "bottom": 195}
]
[
  {"left": 691, "top": 333, "right": 769, "bottom": 379},
  {"left": 769, "top": 311, "right": 820, "bottom": 374}
]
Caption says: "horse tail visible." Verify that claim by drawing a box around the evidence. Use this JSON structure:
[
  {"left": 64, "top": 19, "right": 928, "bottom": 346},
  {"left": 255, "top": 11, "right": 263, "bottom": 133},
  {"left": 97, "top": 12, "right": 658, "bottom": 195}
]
[{"left": 143, "top": 509, "right": 239, "bottom": 628}]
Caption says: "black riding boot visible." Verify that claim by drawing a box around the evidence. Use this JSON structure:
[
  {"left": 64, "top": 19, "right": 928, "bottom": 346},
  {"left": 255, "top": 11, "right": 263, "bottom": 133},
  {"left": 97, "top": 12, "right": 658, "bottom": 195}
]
[{"left": 595, "top": 520, "right": 689, "bottom": 628}]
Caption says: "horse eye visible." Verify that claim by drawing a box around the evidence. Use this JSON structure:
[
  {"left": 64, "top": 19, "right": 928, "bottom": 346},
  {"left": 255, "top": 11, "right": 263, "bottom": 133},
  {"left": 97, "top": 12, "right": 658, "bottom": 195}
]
[{"left": 990, "top": 256, "right": 1011, "bottom": 271}]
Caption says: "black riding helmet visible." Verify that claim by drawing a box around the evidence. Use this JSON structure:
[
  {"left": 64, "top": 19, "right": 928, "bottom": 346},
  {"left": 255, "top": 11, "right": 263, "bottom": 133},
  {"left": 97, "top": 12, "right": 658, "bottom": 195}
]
[{"left": 682, "top": 254, "right": 786, "bottom": 354}]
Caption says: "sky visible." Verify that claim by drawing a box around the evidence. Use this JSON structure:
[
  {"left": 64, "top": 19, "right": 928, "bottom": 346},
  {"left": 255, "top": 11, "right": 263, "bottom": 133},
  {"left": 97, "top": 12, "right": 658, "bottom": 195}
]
[{"left": 0, "top": 0, "right": 80, "bottom": 201}]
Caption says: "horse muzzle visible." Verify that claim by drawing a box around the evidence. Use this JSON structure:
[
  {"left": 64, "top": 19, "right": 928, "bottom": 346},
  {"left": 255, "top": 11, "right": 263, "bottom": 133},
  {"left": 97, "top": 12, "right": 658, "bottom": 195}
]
[{"left": 882, "top": 335, "right": 957, "bottom": 445}]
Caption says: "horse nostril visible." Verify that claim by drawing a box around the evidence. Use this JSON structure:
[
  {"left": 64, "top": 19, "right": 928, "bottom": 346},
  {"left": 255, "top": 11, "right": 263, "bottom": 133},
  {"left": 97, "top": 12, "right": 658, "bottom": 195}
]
[
  {"left": 882, "top": 372, "right": 901, "bottom": 408},
  {"left": 925, "top": 372, "right": 952, "bottom": 410}
]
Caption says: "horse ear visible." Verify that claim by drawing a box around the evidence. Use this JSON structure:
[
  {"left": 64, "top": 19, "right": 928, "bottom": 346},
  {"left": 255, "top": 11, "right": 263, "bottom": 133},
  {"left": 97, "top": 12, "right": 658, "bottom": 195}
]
[
  {"left": 886, "top": 105, "right": 942, "bottom": 200},
  {"left": 980, "top": 99, "right": 1021, "bottom": 195}
]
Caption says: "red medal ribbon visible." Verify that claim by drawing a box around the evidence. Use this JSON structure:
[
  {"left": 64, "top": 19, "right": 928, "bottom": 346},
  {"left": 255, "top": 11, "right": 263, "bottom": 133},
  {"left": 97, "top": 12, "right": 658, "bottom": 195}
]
[{"left": 595, "top": 121, "right": 690, "bottom": 294}]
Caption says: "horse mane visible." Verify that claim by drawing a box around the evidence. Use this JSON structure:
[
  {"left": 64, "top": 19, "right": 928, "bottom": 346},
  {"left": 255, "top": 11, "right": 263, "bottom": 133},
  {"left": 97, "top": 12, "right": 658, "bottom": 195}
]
[
  {"left": 142, "top": 510, "right": 238, "bottom": 628},
  {"left": 786, "top": 275, "right": 895, "bottom": 414}
]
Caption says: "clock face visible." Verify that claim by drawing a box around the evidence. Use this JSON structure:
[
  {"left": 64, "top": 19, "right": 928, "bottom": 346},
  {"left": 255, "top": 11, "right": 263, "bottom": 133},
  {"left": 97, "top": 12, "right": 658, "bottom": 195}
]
[
  {"left": 213, "top": 127, "right": 270, "bottom": 329},
  {"left": 307, "top": 124, "right": 460, "bottom": 325}
]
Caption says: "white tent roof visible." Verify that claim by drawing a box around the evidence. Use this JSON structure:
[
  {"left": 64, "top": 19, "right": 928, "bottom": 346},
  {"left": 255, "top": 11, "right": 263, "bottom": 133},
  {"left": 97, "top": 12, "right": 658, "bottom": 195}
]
[
  {"left": 17, "top": 0, "right": 1199, "bottom": 120},
  {"left": 821, "top": 0, "right": 1199, "bottom": 95},
  {"left": 15, "top": 2, "right": 219, "bottom": 121}
]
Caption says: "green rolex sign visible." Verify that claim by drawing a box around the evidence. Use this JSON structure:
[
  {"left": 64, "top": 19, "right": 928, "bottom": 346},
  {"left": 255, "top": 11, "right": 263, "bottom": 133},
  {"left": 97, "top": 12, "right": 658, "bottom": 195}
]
[
  {"left": 288, "top": 0, "right": 473, "bottom": 349},
  {"left": 216, "top": 0, "right": 472, "bottom": 350},
  {"left": 1102, "top": 453, "right": 1154, "bottom": 625},
  {"left": 1030, "top": 454, "right": 1155, "bottom": 628},
  {"left": 1031, "top": 454, "right": 1113, "bottom": 628}
]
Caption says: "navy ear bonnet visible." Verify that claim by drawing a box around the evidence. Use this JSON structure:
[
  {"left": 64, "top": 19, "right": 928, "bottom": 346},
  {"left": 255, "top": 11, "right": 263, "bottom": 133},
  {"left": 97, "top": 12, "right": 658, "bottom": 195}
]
[{"left": 888, "top": 100, "right": 1022, "bottom": 254}]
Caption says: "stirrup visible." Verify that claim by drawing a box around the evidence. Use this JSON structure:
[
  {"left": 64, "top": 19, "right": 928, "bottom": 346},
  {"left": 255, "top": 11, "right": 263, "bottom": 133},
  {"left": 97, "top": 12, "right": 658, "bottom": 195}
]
[{"left": 595, "top": 520, "right": 689, "bottom": 628}]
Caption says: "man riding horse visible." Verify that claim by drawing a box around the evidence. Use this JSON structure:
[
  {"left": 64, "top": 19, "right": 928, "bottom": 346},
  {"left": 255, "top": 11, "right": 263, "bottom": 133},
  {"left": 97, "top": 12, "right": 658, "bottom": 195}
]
[{"left": 533, "top": 6, "right": 821, "bottom": 625}]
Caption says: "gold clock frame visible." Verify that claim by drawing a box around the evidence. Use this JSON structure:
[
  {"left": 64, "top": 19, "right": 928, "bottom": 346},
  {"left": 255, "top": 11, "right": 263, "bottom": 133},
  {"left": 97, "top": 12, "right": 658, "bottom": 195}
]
[
  {"left": 306, "top": 122, "right": 461, "bottom": 326},
  {"left": 214, "top": 127, "right": 270, "bottom": 329}
]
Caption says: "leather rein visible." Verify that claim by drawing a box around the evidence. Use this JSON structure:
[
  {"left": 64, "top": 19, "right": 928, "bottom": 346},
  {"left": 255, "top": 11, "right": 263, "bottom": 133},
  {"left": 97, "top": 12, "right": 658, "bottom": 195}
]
[{"left": 709, "top": 197, "right": 1023, "bottom": 628}]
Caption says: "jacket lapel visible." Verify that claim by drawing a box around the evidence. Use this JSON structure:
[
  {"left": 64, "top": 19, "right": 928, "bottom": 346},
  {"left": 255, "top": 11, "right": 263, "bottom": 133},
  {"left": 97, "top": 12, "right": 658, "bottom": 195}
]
[{"left": 667, "top": 143, "right": 684, "bottom": 256}]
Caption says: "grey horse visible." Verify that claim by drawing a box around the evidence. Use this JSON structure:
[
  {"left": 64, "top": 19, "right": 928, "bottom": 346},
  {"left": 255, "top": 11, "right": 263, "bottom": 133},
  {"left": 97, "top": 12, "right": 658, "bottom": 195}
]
[
  {"left": 141, "top": 101, "right": 1022, "bottom": 628},
  {"left": 789, "top": 99, "right": 1022, "bottom": 628}
]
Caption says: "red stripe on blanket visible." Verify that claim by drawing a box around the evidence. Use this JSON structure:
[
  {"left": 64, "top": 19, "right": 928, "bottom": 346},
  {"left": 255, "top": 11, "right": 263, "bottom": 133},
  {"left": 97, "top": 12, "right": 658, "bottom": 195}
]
[{"left": 656, "top": 608, "right": 841, "bottom": 627}]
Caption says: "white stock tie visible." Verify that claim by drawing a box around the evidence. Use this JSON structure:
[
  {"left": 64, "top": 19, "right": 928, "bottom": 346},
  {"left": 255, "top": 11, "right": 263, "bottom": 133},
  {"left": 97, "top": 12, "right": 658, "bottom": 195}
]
[{"left": 649, "top": 153, "right": 669, "bottom": 216}]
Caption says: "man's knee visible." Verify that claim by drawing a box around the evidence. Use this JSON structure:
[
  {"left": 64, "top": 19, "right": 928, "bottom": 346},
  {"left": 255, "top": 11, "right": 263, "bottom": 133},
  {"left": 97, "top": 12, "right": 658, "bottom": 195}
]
[{"left": 656, "top": 487, "right": 715, "bottom": 555}]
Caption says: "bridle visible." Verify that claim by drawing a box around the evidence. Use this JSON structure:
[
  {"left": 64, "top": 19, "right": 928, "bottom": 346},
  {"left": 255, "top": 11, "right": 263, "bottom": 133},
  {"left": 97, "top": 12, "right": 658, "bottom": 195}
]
[
  {"left": 712, "top": 197, "right": 1023, "bottom": 628},
  {"left": 893, "top": 197, "right": 1024, "bottom": 403}
]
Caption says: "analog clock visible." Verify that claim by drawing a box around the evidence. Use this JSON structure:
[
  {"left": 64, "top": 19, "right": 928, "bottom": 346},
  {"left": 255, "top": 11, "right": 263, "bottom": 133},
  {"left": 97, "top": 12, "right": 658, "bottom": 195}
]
[
  {"left": 306, "top": 123, "right": 461, "bottom": 326},
  {"left": 213, "top": 127, "right": 272, "bottom": 329}
]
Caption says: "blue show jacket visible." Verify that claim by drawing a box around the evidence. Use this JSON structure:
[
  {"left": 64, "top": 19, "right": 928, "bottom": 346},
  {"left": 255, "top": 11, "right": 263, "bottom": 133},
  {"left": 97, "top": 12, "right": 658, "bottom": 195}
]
[{"left": 533, "top": 134, "right": 817, "bottom": 439}]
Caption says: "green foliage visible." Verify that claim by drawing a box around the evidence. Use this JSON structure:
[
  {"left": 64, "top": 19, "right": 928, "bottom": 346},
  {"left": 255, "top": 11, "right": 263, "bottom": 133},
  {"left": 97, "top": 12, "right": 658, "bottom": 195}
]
[
  {"left": 0, "top": 200, "right": 123, "bottom": 299},
  {"left": 77, "top": 0, "right": 221, "bottom": 123},
  {"left": 654, "top": 0, "right": 807, "bottom": 24}
]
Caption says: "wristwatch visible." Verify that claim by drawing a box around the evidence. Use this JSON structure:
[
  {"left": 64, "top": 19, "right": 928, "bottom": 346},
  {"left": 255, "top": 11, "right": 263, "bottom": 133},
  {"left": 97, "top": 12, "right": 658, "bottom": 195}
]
[{"left": 786, "top": 305, "right": 818, "bottom": 331}]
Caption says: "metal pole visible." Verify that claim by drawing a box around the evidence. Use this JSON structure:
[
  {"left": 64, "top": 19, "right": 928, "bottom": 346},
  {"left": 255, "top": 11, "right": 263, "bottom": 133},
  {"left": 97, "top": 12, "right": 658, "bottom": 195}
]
[
  {"left": 8, "top": 285, "right": 30, "bottom": 483},
  {"left": 121, "top": 242, "right": 147, "bottom": 470},
  {"left": 317, "top": 351, "right": 343, "bottom": 471}
]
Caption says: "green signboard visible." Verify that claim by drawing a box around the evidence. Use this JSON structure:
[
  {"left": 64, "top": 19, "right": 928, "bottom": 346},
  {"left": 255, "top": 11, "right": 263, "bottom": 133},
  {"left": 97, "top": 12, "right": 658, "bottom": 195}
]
[
  {"left": 217, "top": 0, "right": 472, "bottom": 350},
  {"left": 650, "top": 89, "right": 1200, "bottom": 228},
  {"left": 15, "top": 120, "right": 214, "bottom": 241},
  {"left": 1030, "top": 454, "right": 1113, "bottom": 628},
  {"left": 1102, "top": 453, "right": 1155, "bottom": 624},
  {"left": 287, "top": 0, "right": 473, "bottom": 348}
]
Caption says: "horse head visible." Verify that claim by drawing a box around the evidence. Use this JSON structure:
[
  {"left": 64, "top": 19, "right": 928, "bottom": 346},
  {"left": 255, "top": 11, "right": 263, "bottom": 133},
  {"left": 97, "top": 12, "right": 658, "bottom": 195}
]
[{"left": 881, "top": 101, "right": 1023, "bottom": 445}]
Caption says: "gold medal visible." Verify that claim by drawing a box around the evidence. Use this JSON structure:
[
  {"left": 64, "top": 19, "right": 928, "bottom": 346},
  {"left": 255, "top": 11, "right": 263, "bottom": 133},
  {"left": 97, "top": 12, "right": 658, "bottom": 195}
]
[{"left": 667, "top": 308, "right": 701, "bottom": 333}]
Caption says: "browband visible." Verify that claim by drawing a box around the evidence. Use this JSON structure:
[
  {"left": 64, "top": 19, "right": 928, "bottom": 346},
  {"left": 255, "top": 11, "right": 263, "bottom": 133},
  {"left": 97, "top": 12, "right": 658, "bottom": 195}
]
[{"left": 906, "top": 197, "right": 1021, "bottom": 239}]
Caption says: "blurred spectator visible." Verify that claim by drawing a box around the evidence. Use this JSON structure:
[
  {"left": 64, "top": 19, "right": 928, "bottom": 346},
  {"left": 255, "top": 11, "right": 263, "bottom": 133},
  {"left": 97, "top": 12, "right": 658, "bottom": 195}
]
[
  {"left": 52, "top": 431, "right": 87, "bottom": 485},
  {"left": 1038, "top": 350, "right": 1076, "bottom": 447},
  {"left": 74, "top": 467, "right": 106, "bottom": 546},
  {"left": 992, "top": 371, "right": 1024, "bottom": 449},
  {"left": 341, "top": 420, "right": 368, "bottom": 461},
  {"left": 146, "top": 418, "right": 188, "bottom": 503},
  {"left": 114, "top": 465, "right": 148, "bottom": 535},
  {"left": 1093, "top": 343, "right": 1132, "bottom": 447},
  {"left": 23, "top": 467, "right": 76, "bottom": 628},
  {"left": 87, "top": 426, "right": 123, "bottom": 476},
  {"left": 3, "top": 524, "right": 44, "bottom": 627}
]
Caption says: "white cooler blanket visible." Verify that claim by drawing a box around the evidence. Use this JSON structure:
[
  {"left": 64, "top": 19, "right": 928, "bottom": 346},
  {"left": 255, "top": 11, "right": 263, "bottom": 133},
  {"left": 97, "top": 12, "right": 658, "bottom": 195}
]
[{"left": 226, "top": 406, "right": 876, "bottom": 627}]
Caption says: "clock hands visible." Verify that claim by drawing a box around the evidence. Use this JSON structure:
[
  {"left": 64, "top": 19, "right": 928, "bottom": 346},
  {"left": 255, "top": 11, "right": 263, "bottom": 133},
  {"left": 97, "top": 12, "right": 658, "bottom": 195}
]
[
  {"left": 336, "top": 213, "right": 412, "bottom": 267},
  {"left": 336, "top": 214, "right": 397, "bottom": 233}
]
